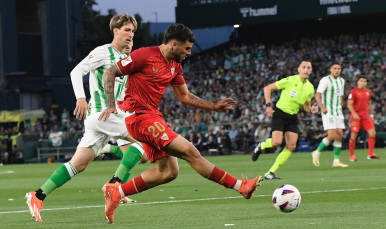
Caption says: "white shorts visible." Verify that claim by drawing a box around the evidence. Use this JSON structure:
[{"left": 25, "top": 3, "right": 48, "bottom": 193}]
[
  {"left": 78, "top": 112, "right": 129, "bottom": 157},
  {"left": 117, "top": 139, "right": 130, "bottom": 146},
  {"left": 322, "top": 114, "right": 345, "bottom": 130}
]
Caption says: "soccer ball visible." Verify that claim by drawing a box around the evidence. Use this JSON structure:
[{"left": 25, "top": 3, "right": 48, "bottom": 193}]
[{"left": 272, "top": 184, "right": 301, "bottom": 213}]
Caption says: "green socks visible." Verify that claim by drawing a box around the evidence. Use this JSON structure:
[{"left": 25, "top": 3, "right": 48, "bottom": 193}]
[
  {"left": 40, "top": 161, "right": 78, "bottom": 196},
  {"left": 316, "top": 138, "right": 331, "bottom": 153},
  {"left": 261, "top": 138, "right": 273, "bottom": 150},
  {"left": 103, "top": 144, "right": 124, "bottom": 158},
  {"left": 266, "top": 147, "right": 292, "bottom": 174},
  {"left": 114, "top": 142, "right": 144, "bottom": 180},
  {"left": 333, "top": 141, "right": 342, "bottom": 160}
]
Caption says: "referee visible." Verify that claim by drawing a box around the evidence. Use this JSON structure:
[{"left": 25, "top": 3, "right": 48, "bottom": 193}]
[{"left": 252, "top": 60, "right": 318, "bottom": 179}]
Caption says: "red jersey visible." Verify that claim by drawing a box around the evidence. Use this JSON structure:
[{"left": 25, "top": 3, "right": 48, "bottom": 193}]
[
  {"left": 348, "top": 87, "right": 371, "bottom": 118},
  {"left": 116, "top": 46, "right": 185, "bottom": 116}
]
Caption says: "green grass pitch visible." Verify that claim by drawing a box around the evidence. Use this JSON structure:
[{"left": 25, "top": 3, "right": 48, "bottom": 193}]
[{"left": 0, "top": 149, "right": 385, "bottom": 228}]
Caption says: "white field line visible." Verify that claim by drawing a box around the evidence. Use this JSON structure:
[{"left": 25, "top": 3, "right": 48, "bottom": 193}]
[
  {"left": 0, "top": 170, "right": 14, "bottom": 174},
  {"left": 1, "top": 186, "right": 385, "bottom": 215}
]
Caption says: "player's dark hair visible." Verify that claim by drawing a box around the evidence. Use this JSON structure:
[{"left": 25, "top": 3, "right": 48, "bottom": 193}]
[
  {"left": 298, "top": 58, "right": 311, "bottom": 66},
  {"left": 163, "top": 23, "right": 196, "bottom": 44},
  {"left": 357, "top": 75, "right": 367, "bottom": 81},
  {"left": 330, "top": 62, "right": 341, "bottom": 68}
]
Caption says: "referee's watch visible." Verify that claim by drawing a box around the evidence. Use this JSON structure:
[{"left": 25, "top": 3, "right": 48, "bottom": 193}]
[{"left": 266, "top": 102, "right": 272, "bottom": 107}]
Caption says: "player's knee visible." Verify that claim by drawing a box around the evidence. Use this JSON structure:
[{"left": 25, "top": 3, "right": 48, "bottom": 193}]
[
  {"left": 369, "top": 131, "right": 376, "bottom": 137},
  {"left": 163, "top": 167, "right": 179, "bottom": 183},
  {"left": 183, "top": 145, "right": 202, "bottom": 163},
  {"left": 74, "top": 163, "right": 87, "bottom": 173},
  {"left": 328, "top": 133, "right": 336, "bottom": 141},
  {"left": 286, "top": 144, "right": 296, "bottom": 152},
  {"left": 272, "top": 139, "right": 282, "bottom": 147},
  {"left": 139, "top": 157, "right": 148, "bottom": 164}
]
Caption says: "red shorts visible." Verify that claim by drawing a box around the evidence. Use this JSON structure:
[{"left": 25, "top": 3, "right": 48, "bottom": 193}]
[
  {"left": 350, "top": 116, "right": 374, "bottom": 133},
  {"left": 125, "top": 113, "right": 178, "bottom": 163}
]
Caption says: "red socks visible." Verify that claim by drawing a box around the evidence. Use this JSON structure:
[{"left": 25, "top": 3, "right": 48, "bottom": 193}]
[
  {"left": 368, "top": 136, "right": 376, "bottom": 156},
  {"left": 121, "top": 175, "right": 148, "bottom": 196},
  {"left": 349, "top": 139, "right": 356, "bottom": 157},
  {"left": 208, "top": 166, "right": 237, "bottom": 189}
]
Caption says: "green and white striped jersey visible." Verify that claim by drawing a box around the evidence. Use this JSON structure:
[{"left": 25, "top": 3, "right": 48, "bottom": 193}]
[
  {"left": 316, "top": 75, "right": 345, "bottom": 116},
  {"left": 70, "top": 44, "right": 128, "bottom": 114}
]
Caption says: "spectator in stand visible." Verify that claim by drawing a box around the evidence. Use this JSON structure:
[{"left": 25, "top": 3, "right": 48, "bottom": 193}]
[
  {"left": 61, "top": 108, "right": 70, "bottom": 124},
  {"left": 205, "top": 129, "right": 217, "bottom": 150},
  {"left": 228, "top": 124, "right": 238, "bottom": 150},
  {"left": 235, "top": 126, "right": 246, "bottom": 150},
  {"left": 194, "top": 132, "right": 205, "bottom": 153},
  {"left": 217, "top": 128, "right": 231, "bottom": 155},
  {"left": 49, "top": 110, "right": 58, "bottom": 127}
]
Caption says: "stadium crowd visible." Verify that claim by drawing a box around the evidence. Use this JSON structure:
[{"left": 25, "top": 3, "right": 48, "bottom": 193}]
[
  {"left": 159, "top": 33, "right": 386, "bottom": 153},
  {"left": 2, "top": 33, "right": 386, "bottom": 161}
]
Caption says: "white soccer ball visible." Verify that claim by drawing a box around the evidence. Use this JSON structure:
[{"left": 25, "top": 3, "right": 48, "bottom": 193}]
[{"left": 272, "top": 184, "right": 301, "bottom": 213}]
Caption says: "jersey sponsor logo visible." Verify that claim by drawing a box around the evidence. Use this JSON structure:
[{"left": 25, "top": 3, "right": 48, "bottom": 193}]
[
  {"left": 348, "top": 94, "right": 352, "bottom": 99},
  {"left": 152, "top": 67, "right": 159, "bottom": 73},
  {"left": 171, "top": 67, "right": 175, "bottom": 75},
  {"left": 121, "top": 56, "right": 132, "bottom": 66},
  {"left": 290, "top": 90, "right": 297, "bottom": 98}
]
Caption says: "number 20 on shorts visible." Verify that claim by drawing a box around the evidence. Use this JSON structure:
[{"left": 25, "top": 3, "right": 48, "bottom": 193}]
[{"left": 148, "top": 122, "right": 166, "bottom": 138}]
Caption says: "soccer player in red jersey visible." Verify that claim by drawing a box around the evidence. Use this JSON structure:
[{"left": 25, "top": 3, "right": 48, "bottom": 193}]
[
  {"left": 347, "top": 76, "right": 380, "bottom": 161},
  {"left": 98, "top": 24, "right": 263, "bottom": 223}
]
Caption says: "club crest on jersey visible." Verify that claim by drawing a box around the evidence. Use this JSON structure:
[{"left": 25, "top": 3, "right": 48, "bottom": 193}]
[
  {"left": 336, "top": 88, "right": 341, "bottom": 94},
  {"left": 161, "top": 132, "right": 169, "bottom": 141},
  {"left": 290, "top": 90, "right": 297, "bottom": 98},
  {"left": 171, "top": 67, "right": 175, "bottom": 75}
]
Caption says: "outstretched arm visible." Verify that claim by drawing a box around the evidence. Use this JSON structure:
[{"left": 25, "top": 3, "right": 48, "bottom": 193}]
[
  {"left": 98, "top": 65, "right": 124, "bottom": 121},
  {"left": 172, "top": 84, "right": 236, "bottom": 112}
]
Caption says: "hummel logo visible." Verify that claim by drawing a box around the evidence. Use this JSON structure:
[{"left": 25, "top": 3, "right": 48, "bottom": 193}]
[{"left": 152, "top": 67, "right": 159, "bottom": 73}]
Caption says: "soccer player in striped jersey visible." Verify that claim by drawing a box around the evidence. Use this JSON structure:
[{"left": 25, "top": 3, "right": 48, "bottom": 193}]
[
  {"left": 312, "top": 63, "right": 348, "bottom": 168},
  {"left": 25, "top": 13, "right": 144, "bottom": 222},
  {"left": 347, "top": 76, "right": 380, "bottom": 161}
]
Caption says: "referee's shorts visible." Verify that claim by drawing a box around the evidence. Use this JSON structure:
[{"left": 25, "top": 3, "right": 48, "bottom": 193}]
[{"left": 271, "top": 107, "right": 298, "bottom": 134}]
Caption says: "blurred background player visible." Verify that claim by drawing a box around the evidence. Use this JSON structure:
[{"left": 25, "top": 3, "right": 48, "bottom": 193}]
[
  {"left": 99, "top": 23, "right": 263, "bottom": 224},
  {"left": 312, "top": 63, "right": 348, "bottom": 168},
  {"left": 25, "top": 13, "right": 144, "bottom": 222},
  {"left": 347, "top": 76, "right": 380, "bottom": 161},
  {"left": 252, "top": 60, "right": 318, "bottom": 179}
]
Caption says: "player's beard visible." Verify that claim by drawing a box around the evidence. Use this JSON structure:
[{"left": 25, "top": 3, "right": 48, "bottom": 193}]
[{"left": 172, "top": 51, "right": 184, "bottom": 63}]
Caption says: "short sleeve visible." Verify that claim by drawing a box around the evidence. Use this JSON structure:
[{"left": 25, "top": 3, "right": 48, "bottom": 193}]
[
  {"left": 116, "top": 48, "right": 148, "bottom": 75},
  {"left": 170, "top": 65, "right": 185, "bottom": 86},
  {"left": 316, "top": 77, "right": 328, "bottom": 93},
  {"left": 308, "top": 86, "right": 315, "bottom": 101},
  {"left": 275, "top": 76, "right": 291, "bottom": 90},
  {"left": 348, "top": 89, "right": 355, "bottom": 101}
]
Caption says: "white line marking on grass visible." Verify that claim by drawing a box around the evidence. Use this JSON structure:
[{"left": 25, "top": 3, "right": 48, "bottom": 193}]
[
  {"left": 1, "top": 186, "right": 385, "bottom": 215},
  {"left": 0, "top": 170, "right": 14, "bottom": 174}
]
